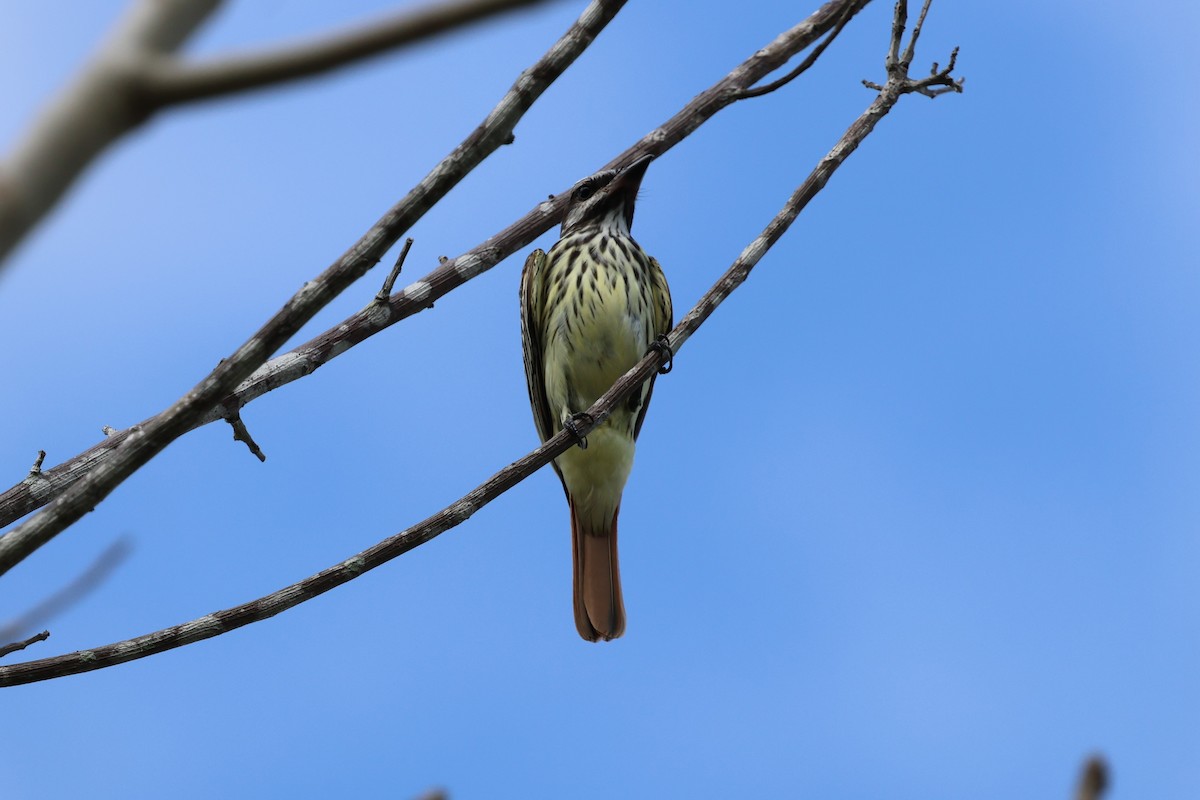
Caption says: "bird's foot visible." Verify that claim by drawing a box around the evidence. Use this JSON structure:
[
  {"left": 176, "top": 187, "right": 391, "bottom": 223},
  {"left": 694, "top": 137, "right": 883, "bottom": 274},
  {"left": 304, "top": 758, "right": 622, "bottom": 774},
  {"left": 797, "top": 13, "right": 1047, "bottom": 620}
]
[
  {"left": 563, "top": 412, "right": 593, "bottom": 450},
  {"left": 647, "top": 334, "right": 674, "bottom": 375}
]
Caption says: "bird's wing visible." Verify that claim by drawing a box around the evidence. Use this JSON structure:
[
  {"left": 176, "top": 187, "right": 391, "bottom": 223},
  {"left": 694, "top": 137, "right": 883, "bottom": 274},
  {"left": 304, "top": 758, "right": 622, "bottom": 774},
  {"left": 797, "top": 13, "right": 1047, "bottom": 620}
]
[
  {"left": 520, "top": 249, "right": 559, "bottom": 447},
  {"left": 650, "top": 255, "right": 673, "bottom": 339},
  {"left": 633, "top": 255, "right": 674, "bottom": 440}
]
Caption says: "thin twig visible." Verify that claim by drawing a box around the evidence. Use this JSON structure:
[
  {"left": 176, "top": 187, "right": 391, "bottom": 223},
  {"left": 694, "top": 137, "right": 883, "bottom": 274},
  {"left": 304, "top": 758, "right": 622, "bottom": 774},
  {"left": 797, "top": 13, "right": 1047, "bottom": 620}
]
[
  {"left": 0, "top": 0, "right": 871, "bottom": 534},
  {"left": 0, "top": 0, "right": 630, "bottom": 579},
  {"left": 140, "top": 0, "right": 554, "bottom": 105},
  {"left": 26, "top": 451, "right": 46, "bottom": 479},
  {"left": 900, "top": 0, "right": 933, "bottom": 67},
  {"left": 376, "top": 238, "right": 415, "bottom": 304},
  {"left": 223, "top": 407, "right": 267, "bottom": 462},
  {"left": 885, "top": 0, "right": 906, "bottom": 72},
  {"left": 0, "top": 14, "right": 961, "bottom": 684},
  {"left": 0, "top": 630, "right": 49, "bottom": 660},
  {"left": 735, "top": 0, "right": 856, "bottom": 100},
  {"left": 910, "top": 46, "right": 963, "bottom": 97},
  {"left": 0, "top": 538, "right": 132, "bottom": 644}
]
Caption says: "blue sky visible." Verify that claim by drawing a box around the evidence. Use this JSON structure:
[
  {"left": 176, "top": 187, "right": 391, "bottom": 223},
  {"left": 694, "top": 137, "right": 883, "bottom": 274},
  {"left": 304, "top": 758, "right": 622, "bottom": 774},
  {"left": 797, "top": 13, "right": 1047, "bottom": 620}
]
[{"left": 2, "top": 1, "right": 1198, "bottom": 797}]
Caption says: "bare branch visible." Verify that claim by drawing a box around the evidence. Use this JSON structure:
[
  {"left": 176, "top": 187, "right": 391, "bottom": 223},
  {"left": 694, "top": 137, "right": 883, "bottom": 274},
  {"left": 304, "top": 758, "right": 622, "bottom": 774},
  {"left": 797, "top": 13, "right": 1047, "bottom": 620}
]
[
  {"left": 0, "top": 0, "right": 629, "bottom": 578},
  {"left": 864, "top": 0, "right": 962, "bottom": 97},
  {"left": 0, "top": 0, "right": 558, "bottom": 267},
  {"left": 0, "top": 19, "right": 961, "bottom": 682},
  {"left": 0, "top": 538, "right": 132, "bottom": 644},
  {"left": 0, "top": 630, "right": 50, "bottom": 660},
  {"left": 139, "top": 0, "right": 554, "bottom": 105},
  {"left": 0, "top": 0, "right": 871, "bottom": 534}
]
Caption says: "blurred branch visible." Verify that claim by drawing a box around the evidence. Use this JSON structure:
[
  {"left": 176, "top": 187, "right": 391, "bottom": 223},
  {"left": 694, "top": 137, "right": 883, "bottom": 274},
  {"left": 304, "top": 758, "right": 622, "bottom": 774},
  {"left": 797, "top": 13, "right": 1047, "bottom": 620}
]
[
  {"left": 0, "top": 0, "right": 556, "bottom": 267},
  {"left": 0, "top": 538, "right": 132, "bottom": 645},
  {"left": 0, "top": 1, "right": 962, "bottom": 685},
  {"left": 139, "top": 0, "right": 554, "bottom": 105},
  {"left": 1075, "top": 755, "right": 1109, "bottom": 800},
  {"left": 0, "top": 0, "right": 629, "bottom": 579},
  {"left": 0, "top": 0, "right": 872, "bottom": 533}
]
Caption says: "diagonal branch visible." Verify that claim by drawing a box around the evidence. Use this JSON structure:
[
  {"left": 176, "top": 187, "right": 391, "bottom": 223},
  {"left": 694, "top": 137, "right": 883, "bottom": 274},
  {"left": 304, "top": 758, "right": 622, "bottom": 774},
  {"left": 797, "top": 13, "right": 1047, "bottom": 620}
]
[
  {"left": 0, "top": 0, "right": 558, "bottom": 267},
  {"left": 0, "top": 0, "right": 629, "bottom": 579},
  {"left": 139, "top": 0, "right": 554, "bottom": 105},
  {"left": 0, "top": 0, "right": 872, "bottom": 534},
  {"left": 0, "top": 11, "right": 962, "bottom": 684}
]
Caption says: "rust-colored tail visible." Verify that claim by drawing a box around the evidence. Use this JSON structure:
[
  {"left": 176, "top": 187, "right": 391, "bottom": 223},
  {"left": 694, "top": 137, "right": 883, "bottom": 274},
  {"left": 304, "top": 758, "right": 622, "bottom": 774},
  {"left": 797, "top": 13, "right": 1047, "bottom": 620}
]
[{"left": 570, "top": 499, "right": 625, "bottom": 642}]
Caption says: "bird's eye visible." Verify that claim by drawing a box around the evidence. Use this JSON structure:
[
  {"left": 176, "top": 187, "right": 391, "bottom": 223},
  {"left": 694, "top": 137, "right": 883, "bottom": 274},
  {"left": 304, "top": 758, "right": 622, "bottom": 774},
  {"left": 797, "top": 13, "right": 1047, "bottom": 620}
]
[{"left": 574, "top": 184, "right": 594, "bottom": 201}]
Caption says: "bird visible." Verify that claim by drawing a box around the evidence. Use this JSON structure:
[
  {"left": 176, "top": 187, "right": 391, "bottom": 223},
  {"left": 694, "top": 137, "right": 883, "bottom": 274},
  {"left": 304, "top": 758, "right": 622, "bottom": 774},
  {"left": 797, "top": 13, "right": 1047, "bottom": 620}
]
[{"left": 520, "top": 154, "right": 672, "bottom": 641}]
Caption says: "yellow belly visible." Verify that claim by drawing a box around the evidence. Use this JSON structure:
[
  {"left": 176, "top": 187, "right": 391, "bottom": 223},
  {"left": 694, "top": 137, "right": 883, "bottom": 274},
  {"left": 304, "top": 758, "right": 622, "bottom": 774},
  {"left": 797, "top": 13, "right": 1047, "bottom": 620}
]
[{"left": 542, "top": 263, "right": 652, "bottom": 519}]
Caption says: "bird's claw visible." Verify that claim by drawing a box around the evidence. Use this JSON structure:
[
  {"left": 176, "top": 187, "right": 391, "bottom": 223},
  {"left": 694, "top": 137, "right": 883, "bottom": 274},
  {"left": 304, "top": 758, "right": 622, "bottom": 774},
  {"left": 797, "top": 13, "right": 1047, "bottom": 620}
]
[
  {"left": 647, "top": 334, "right": 674, "bottom": 375},
  {"left": 564, "top": 412, "right": 593, "bottom": 450}
]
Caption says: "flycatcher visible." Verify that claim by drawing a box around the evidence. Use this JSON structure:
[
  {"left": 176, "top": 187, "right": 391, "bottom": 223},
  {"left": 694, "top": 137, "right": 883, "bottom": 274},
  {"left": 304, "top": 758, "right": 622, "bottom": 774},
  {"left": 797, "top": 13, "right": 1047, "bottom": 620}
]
[{"left": 520, "top": 155, "right": 672, "bottom": 641}]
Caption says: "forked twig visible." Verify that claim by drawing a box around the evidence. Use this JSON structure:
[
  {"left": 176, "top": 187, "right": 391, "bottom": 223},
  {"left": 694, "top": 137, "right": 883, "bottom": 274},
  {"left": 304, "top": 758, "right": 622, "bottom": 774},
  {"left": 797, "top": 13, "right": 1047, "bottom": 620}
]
[{"left": 863, "top": 0, "right": 963, "bottom": 97}]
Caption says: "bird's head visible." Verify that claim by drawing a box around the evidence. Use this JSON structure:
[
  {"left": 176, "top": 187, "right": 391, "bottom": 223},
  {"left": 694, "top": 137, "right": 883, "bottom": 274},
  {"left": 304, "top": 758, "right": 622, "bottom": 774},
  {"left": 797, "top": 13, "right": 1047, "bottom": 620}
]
[{"left": 560, "top": 154, "right": 653, "bottom": 237}]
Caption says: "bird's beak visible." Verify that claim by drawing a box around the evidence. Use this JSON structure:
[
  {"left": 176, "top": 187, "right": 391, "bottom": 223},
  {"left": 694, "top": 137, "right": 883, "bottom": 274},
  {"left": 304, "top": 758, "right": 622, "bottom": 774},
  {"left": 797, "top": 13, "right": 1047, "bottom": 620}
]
[
  {"left": 606, "top": 154, "right": 653, "bottom": 229},
  {"left": 612, "top": 154, "right": 653, "bottom": 195}
]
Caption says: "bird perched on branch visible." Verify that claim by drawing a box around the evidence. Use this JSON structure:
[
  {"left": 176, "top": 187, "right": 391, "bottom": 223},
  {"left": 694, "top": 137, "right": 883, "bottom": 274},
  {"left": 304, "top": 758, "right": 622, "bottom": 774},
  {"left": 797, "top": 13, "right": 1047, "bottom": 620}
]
[{"left": 520, "top": 155, "right": 672, "bottom": 642}]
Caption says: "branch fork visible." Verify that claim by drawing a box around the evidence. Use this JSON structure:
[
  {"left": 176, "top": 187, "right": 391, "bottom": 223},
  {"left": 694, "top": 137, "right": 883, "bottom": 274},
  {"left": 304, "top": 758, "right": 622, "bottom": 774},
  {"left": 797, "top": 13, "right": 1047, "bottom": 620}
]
[{"left": 863, "top": 0, "right": 964, "bottom": 98}]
